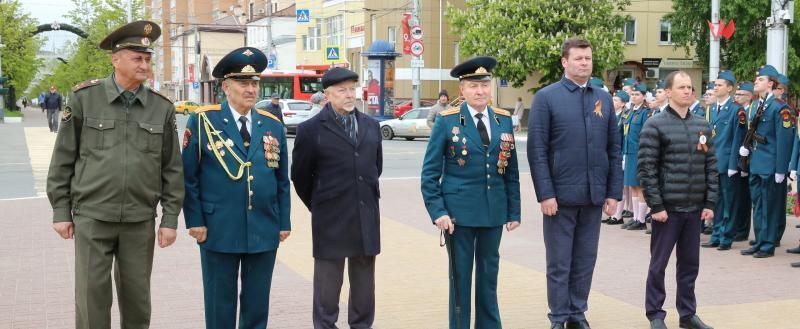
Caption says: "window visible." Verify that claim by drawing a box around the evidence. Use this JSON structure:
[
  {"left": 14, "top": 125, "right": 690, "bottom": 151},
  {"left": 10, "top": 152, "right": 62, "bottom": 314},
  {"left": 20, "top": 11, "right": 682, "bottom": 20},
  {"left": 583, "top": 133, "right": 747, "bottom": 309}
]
[
  {"left": 370, "top": 15, "right": 377, "bottom": 42},
  {"left": 249, "top": 2, "right": 254, "bottom": 21},
  {"left": 659, "top": 20, "right": 672, "bottom": 44},
  {"left": 299, "top": 77, "right": 323, "bottom": 94},
  {"left": 388, "top": 26, "right": 397, "bottom": 45},
  {"left": 623, "top": 19, "right": 636, "bottom": 44},
  {"left": 326, "top": 15, "right": 344, "bottom": 46},
  {"left": 303, "top": 20, "right": 321, "bottom": 51}
]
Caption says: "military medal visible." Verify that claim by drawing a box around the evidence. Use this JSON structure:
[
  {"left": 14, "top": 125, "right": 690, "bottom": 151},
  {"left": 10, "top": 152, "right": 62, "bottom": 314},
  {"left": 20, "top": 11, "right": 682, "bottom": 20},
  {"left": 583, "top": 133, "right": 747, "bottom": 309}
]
[
  {"left": 215, "top": 140, "right": 224, "bottom": 149},
  {"left": 450, "top": 145, "right": 456, "bottom": 157},
  {"left": 461, "top": 145, "right": 468, "bottom": 156},
  {"left": 451, "top": 126, "right": 460, "bottom": 142},
  {"left": 452, "top": 135, "right": 459, "bottom": 143},
  {"left": 263, "top": 132, "right": 280, "bottom": 168},
  {"left": 226, "top": 138, "right": 234, "bottom": 147},
  {"left": 182, "top": 129, "right": 191, "bottom": 149},
  {"left": 697, "top": 132, "right": 709, "bottom": 152},
  {"left": 457, "top": 158, "right": 465, "bottom": 166}
]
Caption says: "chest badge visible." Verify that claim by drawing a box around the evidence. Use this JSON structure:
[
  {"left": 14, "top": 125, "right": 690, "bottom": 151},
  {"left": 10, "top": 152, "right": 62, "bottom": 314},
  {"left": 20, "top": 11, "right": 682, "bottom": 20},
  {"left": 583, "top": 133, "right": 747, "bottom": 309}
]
[
  {"left": 594, "top": 100, "right": 603, "bottom": 118},
  {"left": 697, "top": 131, "right": 709, "bottom": 153}
]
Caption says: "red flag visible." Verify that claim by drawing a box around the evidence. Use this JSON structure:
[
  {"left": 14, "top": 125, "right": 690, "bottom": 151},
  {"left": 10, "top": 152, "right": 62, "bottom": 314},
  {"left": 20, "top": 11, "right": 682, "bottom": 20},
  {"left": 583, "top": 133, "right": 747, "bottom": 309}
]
[
  {"left": 721, "top": 18, "right": 736, "bottom": 39},
  {"left": 402, "top": 13, "right": 412, "bottom": 55}
]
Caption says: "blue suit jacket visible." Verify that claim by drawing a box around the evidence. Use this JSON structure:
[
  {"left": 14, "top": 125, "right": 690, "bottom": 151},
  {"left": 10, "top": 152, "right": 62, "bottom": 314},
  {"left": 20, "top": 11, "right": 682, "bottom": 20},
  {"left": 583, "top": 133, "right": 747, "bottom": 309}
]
[
  {"left": 746, "top": 95, "right": 795, "bottom": 175},
  {"left": 420, "top": 103, "right": 521, "bottom": 227},
  {"left": 182, "top": 102, "right": 290, "bottom": 253},
  {"left": 709, "top": 97, "right": 743, "bottom": 173},
  {"left": 690, "top": 102, "right": 707, "bottom": 119},
  {"left": 528, "top": 77, "right": 623, "bottom": 206}
]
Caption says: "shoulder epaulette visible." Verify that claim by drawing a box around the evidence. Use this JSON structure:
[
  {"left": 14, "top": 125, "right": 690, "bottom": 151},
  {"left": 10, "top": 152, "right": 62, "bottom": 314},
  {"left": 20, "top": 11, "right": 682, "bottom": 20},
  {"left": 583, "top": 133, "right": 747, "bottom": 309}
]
[
  {"left": 72, "top": 78, "right": 102, "bottom": 92},
  {"left": 440, "top": 108, "right": 460, "bottom": 117},
  {"left": 148, "top": 88, "right": 172, "bottom": 103},
  {"left": 256, "top": 109, "right": 282, "bottom": 123},
  {"left": 195, "top": 104, "right": 221, "bottom": 113},
  {"left": 494, "top": 108, "right": 511, "bottom": 117}
]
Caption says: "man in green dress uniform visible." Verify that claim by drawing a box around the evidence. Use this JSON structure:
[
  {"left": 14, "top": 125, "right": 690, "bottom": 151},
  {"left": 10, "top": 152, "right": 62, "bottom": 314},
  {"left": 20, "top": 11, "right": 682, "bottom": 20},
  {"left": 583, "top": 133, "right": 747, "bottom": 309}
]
[{"left": 46, "top": 20, "right": 184, "bottom": 328}]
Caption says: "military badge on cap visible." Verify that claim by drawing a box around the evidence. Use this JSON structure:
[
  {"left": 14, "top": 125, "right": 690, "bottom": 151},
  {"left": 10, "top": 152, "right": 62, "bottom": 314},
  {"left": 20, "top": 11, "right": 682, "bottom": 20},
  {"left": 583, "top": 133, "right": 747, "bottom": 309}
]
[
  {"left": 144, "top": 24, "right": 153, "bottom": 35},
  {"left": 212, "top": 47, "right": 267, "bottom": 80}
]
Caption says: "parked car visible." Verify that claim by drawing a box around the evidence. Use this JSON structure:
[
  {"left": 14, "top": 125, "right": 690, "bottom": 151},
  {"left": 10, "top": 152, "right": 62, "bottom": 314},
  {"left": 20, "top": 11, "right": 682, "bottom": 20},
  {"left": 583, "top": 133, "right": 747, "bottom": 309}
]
[
  {"left": 255, "top": 99, "right": 313, "bottom": 134},
  {"left": 380, "top": 107, "right": 431, "bottom": 140},
  {"left": 393, "top": 99, "right": 436, "bottom": 118},
  {"left": 174, "top": 101, "right": 202, "bottom": 115}
]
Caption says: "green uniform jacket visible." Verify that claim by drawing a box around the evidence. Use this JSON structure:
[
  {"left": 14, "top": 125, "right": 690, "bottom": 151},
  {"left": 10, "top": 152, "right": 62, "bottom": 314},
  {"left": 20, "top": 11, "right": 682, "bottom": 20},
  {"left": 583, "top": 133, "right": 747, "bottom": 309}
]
[{"left": 46, "top": 75, "right": 185, "bottom": 228}]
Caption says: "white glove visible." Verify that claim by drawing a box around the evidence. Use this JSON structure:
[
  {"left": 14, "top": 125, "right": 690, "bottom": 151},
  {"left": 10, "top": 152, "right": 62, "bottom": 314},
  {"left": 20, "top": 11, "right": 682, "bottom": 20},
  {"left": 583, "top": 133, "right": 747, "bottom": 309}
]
[
  {"left": 791, "top": 171, "right": 797, "bottom": 180},
  {"left": 727, "top": 169, "right": 738, "bottom": 177},
  {"left": 741, "top": 172, "right": 749, "bottom": 177},
  {"left": 739, "top": 146, "right": 750, "bottom": 157},
  {"left": 776, "top": 173, "right": 786, "bottom": 183}
]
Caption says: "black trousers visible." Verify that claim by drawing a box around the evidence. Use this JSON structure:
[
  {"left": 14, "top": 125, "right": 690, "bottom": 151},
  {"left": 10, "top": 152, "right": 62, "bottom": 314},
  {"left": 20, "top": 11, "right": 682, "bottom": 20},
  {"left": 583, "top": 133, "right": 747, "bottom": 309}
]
[
  {"left": 313, "top": 256, "right": 375, "bottom": 329},
  {"left": 646, "top": 210, "right": 701, "bottom": 321}
]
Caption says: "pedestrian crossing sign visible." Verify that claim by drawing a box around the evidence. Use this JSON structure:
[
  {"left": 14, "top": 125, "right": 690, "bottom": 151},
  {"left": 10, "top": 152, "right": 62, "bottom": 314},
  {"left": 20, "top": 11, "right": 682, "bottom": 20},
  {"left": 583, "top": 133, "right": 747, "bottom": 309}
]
[
  {"left": 325, "top": 47, "right": 341, "bottom": 62},
  {"left": 296, "top": 9, "right": 310, "bottom": 23}
]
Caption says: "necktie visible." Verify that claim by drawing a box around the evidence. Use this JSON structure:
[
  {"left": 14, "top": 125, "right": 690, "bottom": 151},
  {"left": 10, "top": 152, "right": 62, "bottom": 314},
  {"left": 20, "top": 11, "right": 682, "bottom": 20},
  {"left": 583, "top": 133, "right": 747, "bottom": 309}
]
[
  {"left": 344, "top": 114, "right": 357, "bottom": 144},
  {"left": 121, "top": 91, "right": 135, "bottom": 108},
  {"left": 475, "top": 113, "right": 490, "bottom": 149},
  {"left": 239, "top": 116, "right": 250, "bottom": 148}
]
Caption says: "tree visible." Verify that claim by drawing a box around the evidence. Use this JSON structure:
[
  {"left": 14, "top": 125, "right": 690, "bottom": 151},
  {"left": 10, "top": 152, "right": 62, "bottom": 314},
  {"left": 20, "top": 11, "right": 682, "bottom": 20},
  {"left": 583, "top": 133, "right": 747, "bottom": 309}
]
[
  {"left": 28, "top": 0, "right": 143, "bottom": 98},
  {"left": 665, "top": 0, "right": 800, "bottom": 90},
  {"left": 446, "top": 0, "right": 631, "bottom": 91},
  {"left": 0, "top": 0, "right": 44, "bottom": 108}
]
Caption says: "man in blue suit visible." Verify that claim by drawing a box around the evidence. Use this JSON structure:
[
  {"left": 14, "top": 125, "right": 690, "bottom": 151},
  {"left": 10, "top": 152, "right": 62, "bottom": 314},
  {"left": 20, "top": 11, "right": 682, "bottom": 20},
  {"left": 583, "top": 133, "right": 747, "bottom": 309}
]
[
  {"left": 702, "top": 70, "right": 745, "bottom": 250},
  {"left": 421, "top": 56, "right": 521, "bottom": 329},
  {"left": 528, "top": 38, "right": 623, "bottom": 329},
  {"left": 291, "top": 67, "right": 383, "bottom": 329},
  {"left": 182, "top": 47, "right": 291, "bottom": 328},
  {"left": 731, "top": 81, "right": 755, "bottom": 242},
  {"left": 738, "top": 65, "right": 795, "bottom": 258}
]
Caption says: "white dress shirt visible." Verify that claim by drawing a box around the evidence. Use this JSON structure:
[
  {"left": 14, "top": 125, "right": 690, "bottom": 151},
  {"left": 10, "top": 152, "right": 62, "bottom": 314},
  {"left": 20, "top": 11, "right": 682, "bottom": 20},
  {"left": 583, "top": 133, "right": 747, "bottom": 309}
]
[{"left": 229, "top": 105, "right": 252, "bottom": 134}]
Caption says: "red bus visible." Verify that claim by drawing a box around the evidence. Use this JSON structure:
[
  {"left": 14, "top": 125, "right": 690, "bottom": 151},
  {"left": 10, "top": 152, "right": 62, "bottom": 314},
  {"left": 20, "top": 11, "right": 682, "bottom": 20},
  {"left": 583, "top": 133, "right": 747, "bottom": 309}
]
[{"left": 258, "top": 73, "right": 323, "bottom": 101}]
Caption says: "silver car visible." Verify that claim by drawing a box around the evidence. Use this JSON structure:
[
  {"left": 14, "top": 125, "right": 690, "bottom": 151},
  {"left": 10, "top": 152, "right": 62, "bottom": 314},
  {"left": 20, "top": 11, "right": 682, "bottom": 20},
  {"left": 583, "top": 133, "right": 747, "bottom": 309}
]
[
  {"left": 380, "top": 107, "right": 431, "bottom": 140},
  {"left": 255, "top": 99, "right": 313, "bottom": 134}
]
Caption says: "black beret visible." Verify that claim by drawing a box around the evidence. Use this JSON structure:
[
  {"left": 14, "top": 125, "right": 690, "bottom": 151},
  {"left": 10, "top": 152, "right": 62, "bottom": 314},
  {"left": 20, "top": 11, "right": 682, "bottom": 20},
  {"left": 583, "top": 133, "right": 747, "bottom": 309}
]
[
  {"left": 212, "top": 47, "right": 267, "bottom": 80},
  {"left": 99, "top": 20, "right": 161, "bottom": 53},
  {"left": 322, "top": 67, "right": 359, "bottom": 89},
  {"left": 450, "top": 56, "right": 497, "bottom": 81}
]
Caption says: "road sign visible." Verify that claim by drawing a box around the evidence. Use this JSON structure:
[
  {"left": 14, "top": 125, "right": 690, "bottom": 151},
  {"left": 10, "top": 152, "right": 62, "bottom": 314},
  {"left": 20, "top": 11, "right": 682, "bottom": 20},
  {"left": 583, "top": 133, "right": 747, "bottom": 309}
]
[
  {"left": 325, "top": 46, "right": 341, "bottom": 62},
  {"left": 410, "top": 59, "right": 424, "bottom": 68},
  {"left": 267, "top": 53, "right": 276, "bottom": 69},
  {"left": 296, "top": 9, "right": 310, "bottom": 23},
  {"left": 410, "top": 41, "right": 424, "bottom": 57},
  {"left": 192, "top": 82, "right": 200, "bottom": 89},
  {"left": 410, "top": 25, "right": 423, "bottom": 40}
]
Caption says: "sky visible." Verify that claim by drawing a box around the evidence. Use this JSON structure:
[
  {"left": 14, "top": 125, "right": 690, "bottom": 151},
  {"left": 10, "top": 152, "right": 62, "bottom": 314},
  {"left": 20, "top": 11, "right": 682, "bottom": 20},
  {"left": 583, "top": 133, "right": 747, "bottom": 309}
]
[{"left": 19, "top": 0, "right": 78, "bottom": 52}]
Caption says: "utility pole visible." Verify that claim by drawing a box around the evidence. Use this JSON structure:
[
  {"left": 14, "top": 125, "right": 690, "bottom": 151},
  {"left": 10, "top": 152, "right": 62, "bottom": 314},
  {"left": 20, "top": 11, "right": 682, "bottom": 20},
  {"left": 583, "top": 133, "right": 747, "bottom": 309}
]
[
  {"left": 266, "top": 0, "right": 273, "bottom": 61},
  {"left": 709, "top": 0, "right": 720, "bottom": 81},
  {"left": 127, "top": 0, "right": 133, "bottom": 23},
  {"left": 766, "top": 0, "right": 793, "bottom": 73},
  {"left": 0, "top": 32, "right": 5, "bottom": 116},
  {"left": 411, "top": 0, "right": 421, "bottom": 110}
]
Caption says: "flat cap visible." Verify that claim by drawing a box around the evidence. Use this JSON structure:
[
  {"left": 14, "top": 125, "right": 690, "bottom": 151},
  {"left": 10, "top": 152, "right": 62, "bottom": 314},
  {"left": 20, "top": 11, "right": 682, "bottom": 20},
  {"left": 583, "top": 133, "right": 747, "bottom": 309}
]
[{"left": 322, "top": 67, "right": 359, "bottom": 89}]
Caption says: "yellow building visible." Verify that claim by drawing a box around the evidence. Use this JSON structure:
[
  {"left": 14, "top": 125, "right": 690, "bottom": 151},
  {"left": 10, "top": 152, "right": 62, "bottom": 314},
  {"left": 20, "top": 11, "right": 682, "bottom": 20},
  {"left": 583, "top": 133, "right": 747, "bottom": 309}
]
[{"left": 294, "top": 0, "right": 365, "bottom": 73}]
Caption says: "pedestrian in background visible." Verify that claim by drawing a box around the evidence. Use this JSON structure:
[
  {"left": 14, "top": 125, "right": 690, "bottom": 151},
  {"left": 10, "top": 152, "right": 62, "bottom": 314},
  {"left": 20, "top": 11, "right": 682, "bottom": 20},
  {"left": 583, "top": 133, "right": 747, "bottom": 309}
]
[
  {"left": 309, "top": 91, "right": 327, "bottom": 118},
  {"left": 513, "top": 96, "right": 524, "bottom": 132},
  {"left": 426, "top": 89, "right": 450, "bottom": 128},
  {"left": 43, "top": 86, "right": 63, "bottom": 133}
]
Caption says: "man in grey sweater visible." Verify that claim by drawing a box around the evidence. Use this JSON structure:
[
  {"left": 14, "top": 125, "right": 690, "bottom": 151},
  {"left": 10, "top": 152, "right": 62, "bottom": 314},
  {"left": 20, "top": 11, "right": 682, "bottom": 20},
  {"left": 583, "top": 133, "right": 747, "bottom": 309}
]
[{"left": 637, "top": 71, "right": 718, "bottom": 329}]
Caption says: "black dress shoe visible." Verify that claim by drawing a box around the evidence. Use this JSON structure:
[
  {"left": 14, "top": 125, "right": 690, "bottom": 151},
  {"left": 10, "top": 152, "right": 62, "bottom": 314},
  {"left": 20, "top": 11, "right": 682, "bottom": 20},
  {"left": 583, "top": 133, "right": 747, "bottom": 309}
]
[
  {"left": 621, "top": 220, "right": 634, "bottom": 229},
  {"left": 601, "top": 217, "right": 610, "bottom": 223},
  {"left": 733, "top": 236, "right": 748, "bottom": 242},
  {"left": 702, "top": 227, "right": 712, "bottom": 235},
  {"left": 679, "top": 315, "right": 713, "bottom": 329},
  {"left": 791, "top": 262, "right": 800, "bottom": 268},
  {"left": 749, "top": 239, "right": 757, "bottom": 245},
  {"left": 650, "top": 318, "right": 668, "bottom": 329},
  {"left": 622, "top": 210, "right": 633, "bottom": 218},
  {"left": 565, "top": 320, "right": 591, "bottom": 329},
  {"left": 740, "top": 248, "right": 757, "bottom": 255},
  {"left": 717, "top": 245, "right": 731, "bottom": 250},
  {"left": 701, "top": 241, "right": 720, "bottom": 248},
  {"left": 787, "top": 246, "right": 800, "bottom": 254},
  {"left": 753, "top": 251, "right": 774, "bottom": 258},
  {"left": 627, "top": 221, "right": 646, "bottom": 230},
  {"left": 608, "top": 218, "right": 624, "bottom": 225},
  {"left": 551, "top": 323, "right": 566, "bottom": 329}
]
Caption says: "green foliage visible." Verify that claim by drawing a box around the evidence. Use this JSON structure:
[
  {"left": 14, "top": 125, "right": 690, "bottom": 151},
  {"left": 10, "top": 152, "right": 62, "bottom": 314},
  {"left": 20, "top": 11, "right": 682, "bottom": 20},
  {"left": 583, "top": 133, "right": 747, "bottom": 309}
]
[
  {"left": 0, "top": 0, "right": 44, "bottom": 92},
  {"left": 446, "top": 0, "right": 631, "bottom": 91},
  {"left": 665, "top": 0, "right": 800, "bottom": 88},
  {"left": 29, "top": 0, "right": 143, "bottom": 97},
  {"left": 4, "top": 108, "right": 23, "bottom": 117}
]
